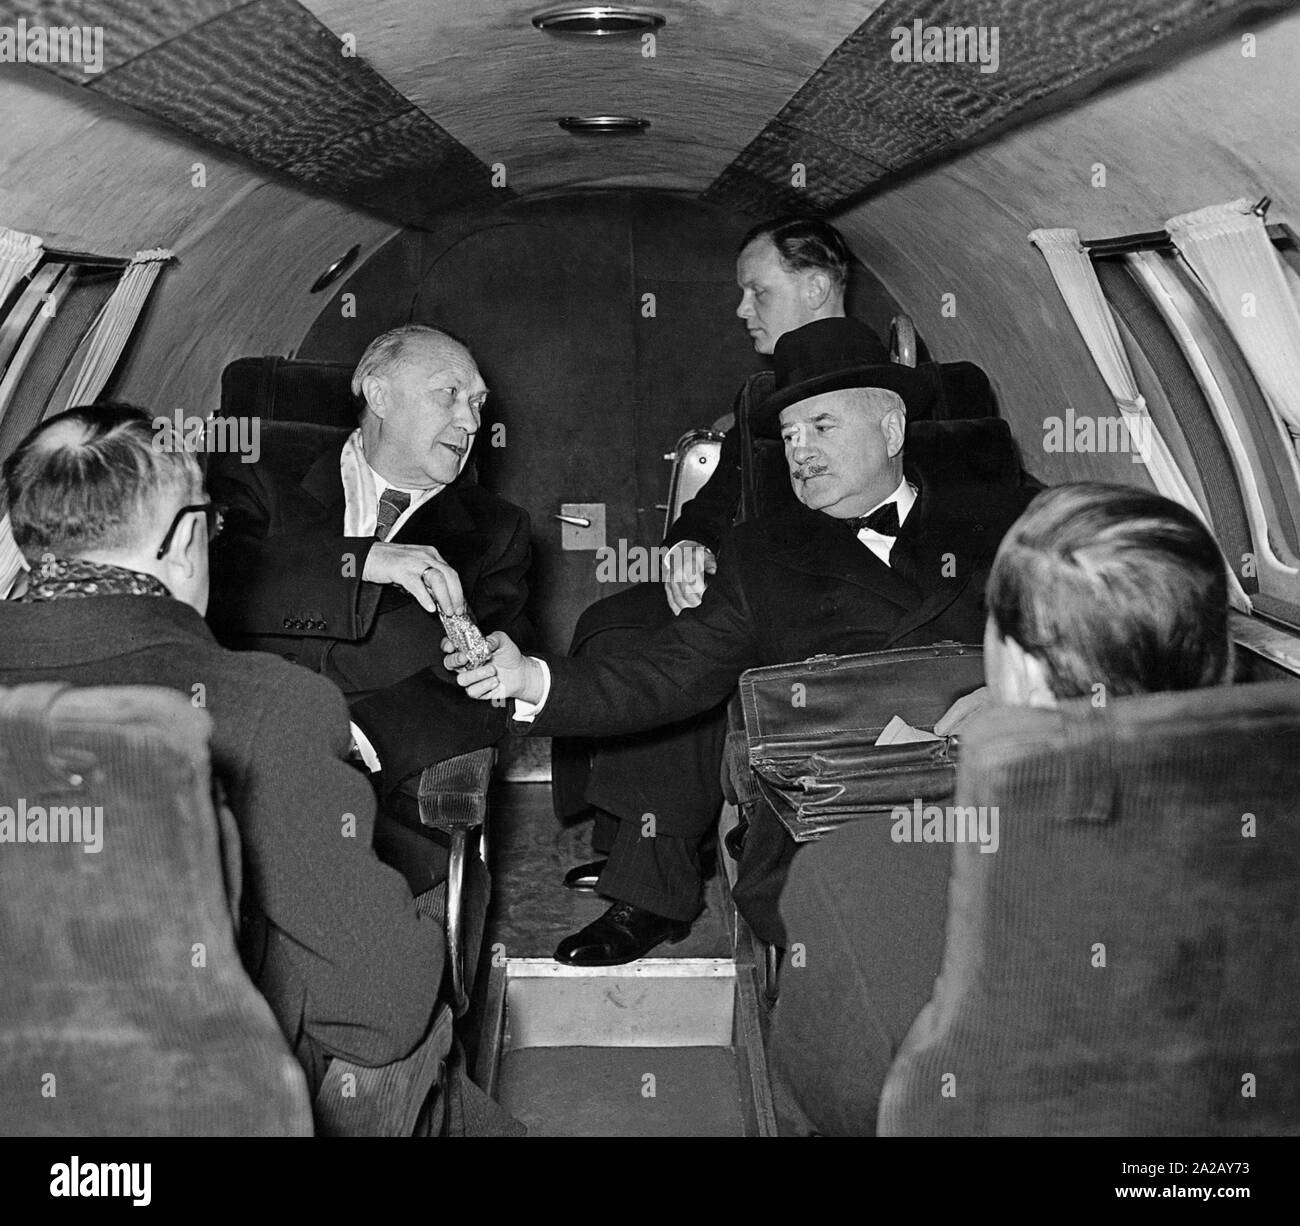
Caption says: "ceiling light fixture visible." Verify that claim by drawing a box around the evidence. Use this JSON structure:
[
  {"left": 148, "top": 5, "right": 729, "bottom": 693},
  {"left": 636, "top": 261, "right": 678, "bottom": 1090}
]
[
  {"left": 558, "top": 115, "right": 650, "bottom": 133},
  {"left": 309, "top": 244, "right": 360, "bottom": 293},
  {"left": 532, "top": 7, "right": 665, "bottom": 36}
]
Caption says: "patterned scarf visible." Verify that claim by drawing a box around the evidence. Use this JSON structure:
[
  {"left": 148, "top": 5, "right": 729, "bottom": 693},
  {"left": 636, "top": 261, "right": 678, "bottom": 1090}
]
[{"left": 17, "top": 554, "right": 171, "bottom": 603}]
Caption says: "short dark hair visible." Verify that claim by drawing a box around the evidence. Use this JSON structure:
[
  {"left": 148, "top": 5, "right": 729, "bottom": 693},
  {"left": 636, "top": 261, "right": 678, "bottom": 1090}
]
[
  {"left": 2, "top": 403, "right": 201, "bottom": 558},
  {"left": 987, "top": 483, "right": 1230, "bottom": 699},
  {"left": 739, "top": 216, "right": 852, "bottom": 291}
]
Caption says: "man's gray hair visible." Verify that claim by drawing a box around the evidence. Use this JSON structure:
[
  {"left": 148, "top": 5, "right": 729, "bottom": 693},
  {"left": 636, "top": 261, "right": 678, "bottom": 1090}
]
[{"left": 350, "top": 325, "right": 462, "bottom": 402}]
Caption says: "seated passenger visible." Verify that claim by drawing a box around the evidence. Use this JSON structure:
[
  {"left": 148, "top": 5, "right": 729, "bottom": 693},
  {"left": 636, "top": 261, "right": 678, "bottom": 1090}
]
[
  {"left": 449, "top": 317, "right": 1038, "bottom": 962},
  {"left": 0, "top": 405, "right": 444, "bottom": 1094},
  {"left": 554, "top": 217, "right": 885, "bottom": 955},
  {"left": 205, "top": 325, "right": 531, "bottom": 883},
  {"left": 769, "top": 481, "right": 1232, "bottom": 1136}
]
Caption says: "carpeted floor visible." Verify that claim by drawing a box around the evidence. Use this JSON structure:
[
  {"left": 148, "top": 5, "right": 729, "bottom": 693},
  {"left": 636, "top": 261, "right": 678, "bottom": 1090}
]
[{"left": 481, "top": 782, "right": 733, "bottom": 960}]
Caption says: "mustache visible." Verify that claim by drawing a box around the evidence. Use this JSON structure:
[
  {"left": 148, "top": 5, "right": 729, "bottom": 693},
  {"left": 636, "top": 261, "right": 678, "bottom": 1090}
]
[{"left": 793, "top": 461, "right": 829, "bottom": 481}]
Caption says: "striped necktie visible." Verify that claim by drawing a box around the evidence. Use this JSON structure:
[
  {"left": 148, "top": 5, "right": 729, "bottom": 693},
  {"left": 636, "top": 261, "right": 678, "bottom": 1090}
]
[{"left": 374, "top": 488, "right": 411, "bottom": 541}]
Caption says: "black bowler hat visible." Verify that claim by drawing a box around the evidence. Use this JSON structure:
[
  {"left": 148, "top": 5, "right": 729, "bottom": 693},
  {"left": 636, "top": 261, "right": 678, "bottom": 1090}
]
[{"left": 753, "top": 317, "right": 934, "bottom": 438}]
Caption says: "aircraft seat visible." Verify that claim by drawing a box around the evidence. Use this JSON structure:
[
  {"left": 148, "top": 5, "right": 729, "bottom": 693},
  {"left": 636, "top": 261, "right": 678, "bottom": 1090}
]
[
  {"left": 877, "top": 679, "right": 1300, "bottom": 1137},
  {"left": 0, "top": 682, "right": 312, "bottom": 1136}
]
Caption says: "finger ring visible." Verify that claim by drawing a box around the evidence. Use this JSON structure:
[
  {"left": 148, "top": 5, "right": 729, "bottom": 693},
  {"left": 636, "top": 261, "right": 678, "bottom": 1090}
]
[{"left": 421, "top": 566, "right": 435, "bottom": 583}]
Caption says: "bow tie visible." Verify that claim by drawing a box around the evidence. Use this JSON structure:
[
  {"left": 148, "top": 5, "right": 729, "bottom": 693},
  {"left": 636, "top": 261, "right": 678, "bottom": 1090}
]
[{"left": 845, "top": 500, "right": 900, "bottom": 537}]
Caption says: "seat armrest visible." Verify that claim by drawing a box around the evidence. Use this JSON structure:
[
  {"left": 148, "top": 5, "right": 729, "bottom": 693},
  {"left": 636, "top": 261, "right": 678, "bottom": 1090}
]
[{"left": 416, "top": 747, "right": 496, "bottom": 831}]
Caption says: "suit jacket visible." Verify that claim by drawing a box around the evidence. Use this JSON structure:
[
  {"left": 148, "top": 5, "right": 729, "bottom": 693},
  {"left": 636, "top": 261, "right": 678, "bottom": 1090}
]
[
  {"left": 0, "top": 595, "right": 443, "bottom": 1091},
  {"left": 206, "top": 423, "right": 532, "bottom": 793},
  {"left": 528, "top": 472, "right": 1037, "bottom": 739}
]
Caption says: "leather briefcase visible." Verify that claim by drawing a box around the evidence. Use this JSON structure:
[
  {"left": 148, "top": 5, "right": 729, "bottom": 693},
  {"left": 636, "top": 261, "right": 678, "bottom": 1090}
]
[{"left": 738, "top": 643, "right": 985, "bottom": 843}]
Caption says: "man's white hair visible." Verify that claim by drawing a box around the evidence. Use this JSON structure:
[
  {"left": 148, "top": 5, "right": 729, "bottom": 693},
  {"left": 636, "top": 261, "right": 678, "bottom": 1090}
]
[{"left": 350, "top": 325, "right": 463, "bottom": 400}]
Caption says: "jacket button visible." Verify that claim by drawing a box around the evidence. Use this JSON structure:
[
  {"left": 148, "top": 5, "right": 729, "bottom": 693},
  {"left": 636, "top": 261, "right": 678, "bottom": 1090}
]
[
  {"left": 317, "top": 620, "right": 328, "bottom": 631},
  {"left": 820, "top": 597, "right": 837, "bottom": 619},
  {"left": 282, "top": 617, "right": 292, "bottom": 629}
]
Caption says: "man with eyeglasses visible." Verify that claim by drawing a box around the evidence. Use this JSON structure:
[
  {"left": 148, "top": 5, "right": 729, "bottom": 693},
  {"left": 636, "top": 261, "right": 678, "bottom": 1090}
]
[
  {"left": 0, "top": 404, "right": 446, "bottom": 1092},
  {"left": 205, "top": 325, "right": 531, "bottom": 890}
]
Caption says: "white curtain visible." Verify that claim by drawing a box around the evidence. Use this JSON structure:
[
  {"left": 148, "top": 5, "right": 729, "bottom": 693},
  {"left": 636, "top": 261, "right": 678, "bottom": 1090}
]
[
  {"left": 0, "top": 226, "right": 44, "bottom": 598},
  {"left": 1028, "top": 226, "right": 1250, "bottom": 612},
  {"left": 1166, "top": 199, "right": 1300, "bottom": 444},
  {"left": 61, "top": 247, "right": 172, "bottom": 410},
  {"left": 0, "top": 225, "right": 43, "bottom": 307}
]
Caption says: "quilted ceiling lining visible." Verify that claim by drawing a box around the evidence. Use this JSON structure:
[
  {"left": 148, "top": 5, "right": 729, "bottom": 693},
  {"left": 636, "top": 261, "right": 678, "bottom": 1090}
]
[
  {"left": 703, "top": 0, "right": 1268, "bottom": 216},
  {"left": 2, "top": 0, "right": 507, "bottom": 225}
]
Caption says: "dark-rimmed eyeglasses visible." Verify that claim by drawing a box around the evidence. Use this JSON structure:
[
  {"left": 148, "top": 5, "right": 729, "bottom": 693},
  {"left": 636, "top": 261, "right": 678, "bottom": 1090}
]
[{"left": 157, "top": 503, "right": 224, "bottom": 560}]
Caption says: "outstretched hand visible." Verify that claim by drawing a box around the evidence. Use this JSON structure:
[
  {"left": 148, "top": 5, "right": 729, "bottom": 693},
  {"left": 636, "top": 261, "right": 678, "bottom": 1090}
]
[{"left": 442, "top": 630, "right": 545, "bottom": 704}]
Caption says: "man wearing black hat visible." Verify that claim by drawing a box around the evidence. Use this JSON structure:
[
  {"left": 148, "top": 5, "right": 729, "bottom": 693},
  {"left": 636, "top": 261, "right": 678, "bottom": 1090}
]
[{"left": 454, "top": 319, "right": 1036, "bottom": 962}]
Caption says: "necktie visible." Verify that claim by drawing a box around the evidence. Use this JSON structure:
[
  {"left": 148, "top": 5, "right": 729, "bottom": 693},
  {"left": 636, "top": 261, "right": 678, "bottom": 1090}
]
[
  {"left": 845, "top": 500, "right": 900, "bottom": 537},
  {"left": 374, "top": 488, "right": 411, "bottom": 541}
]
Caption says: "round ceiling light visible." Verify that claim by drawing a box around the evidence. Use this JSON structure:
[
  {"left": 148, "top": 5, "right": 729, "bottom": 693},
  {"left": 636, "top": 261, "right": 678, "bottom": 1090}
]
[
  {"left": 558, "top": 115, "right": 650, "bottom": 133},
  {"left": 532, "top": 7, "right": 665, "bottom": 36}
]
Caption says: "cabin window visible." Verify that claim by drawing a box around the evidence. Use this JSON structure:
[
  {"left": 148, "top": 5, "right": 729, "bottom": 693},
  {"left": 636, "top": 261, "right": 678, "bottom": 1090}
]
[
  {"left": 0, "top": 252, "right": 126, "bottom": 463},
  {"left": 1088, "top": 221, "right": 1300, "bottom": 631}
]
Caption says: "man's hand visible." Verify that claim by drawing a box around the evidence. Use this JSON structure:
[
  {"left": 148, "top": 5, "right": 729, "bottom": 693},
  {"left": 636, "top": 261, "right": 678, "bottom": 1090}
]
[
  {"left": 363, "top": 542, "right": 465, "bottom": 616},
  {"left": 934, "top": 686, "right": 993, "bottom": 736},
  {"left": 664, "top": 540, "right": 717, "bottom": 616},
  {"left": 443, "top": 631, "right": 545, "bottom": 704}
]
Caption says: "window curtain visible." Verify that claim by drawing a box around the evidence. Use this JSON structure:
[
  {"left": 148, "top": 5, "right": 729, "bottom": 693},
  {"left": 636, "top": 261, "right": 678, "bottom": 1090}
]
[
  {"left": 60, "top": 247, "right": 172, "bottom": 410},
  {"left": 1028, "top": 226, "right": 1251, "bottom": 612},
  {"left": 1166, "top": 199, "right": 1300, "bottom": 444},
  {"left": 0, "top": 225, "right": 44, "bottom": 597},
  {"left": 0, "top": 225, "right": 43, "bottom": 307}
]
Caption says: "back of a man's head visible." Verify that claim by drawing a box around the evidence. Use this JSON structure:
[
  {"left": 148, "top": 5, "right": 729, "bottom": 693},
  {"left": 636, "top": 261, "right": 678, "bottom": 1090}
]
[
  {"left": 3, "top": 403, "right": 201, "bottom": 560},
  {"left": 739, "top": 216, "right": 852, "bottom": 295},
  {"left": 987, "top": 482, "right": 1230, "bottom": 700}
]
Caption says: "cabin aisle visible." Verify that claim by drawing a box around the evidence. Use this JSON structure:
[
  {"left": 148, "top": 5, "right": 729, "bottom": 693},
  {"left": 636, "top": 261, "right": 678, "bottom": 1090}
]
[{"left": 480, "top": 782, "right": 732, "bottom": 960}]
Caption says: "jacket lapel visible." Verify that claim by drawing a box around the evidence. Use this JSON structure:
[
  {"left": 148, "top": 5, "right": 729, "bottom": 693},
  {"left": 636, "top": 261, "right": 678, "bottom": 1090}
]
[
  {"left": 763, "top": 500, "right": 921, "bottom": 613},
  {"left": 884, "top": 477, "right": 988, "bottom": 645},
  {"left": 299, "top": 443, "right": 347, "bottom": 514}
]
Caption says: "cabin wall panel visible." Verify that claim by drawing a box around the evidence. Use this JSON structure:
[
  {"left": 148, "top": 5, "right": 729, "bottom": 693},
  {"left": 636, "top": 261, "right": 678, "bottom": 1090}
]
[
  {"left": 833, "top": 11, "right": 1300, "bottom": 490},
  {"left": 0, "top": 65, "right": 396, "bottom": 420},
  {"left": 300, "top": 193, "right": 769, "bottom": 651}
]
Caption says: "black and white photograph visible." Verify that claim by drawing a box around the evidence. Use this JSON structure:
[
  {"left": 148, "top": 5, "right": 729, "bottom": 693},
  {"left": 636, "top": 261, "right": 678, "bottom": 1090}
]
[{"left": 0, "top": 0, "right": 1296, "bottom": 1204}]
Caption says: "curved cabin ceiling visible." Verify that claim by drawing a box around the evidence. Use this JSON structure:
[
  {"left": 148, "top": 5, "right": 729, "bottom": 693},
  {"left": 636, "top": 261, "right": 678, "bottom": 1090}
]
[{"left": 4, "top": 0, "right": 1289, "bottom": 227}]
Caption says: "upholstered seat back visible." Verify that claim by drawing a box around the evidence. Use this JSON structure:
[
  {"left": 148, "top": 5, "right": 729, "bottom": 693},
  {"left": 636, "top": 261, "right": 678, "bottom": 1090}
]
[
  {"left": 877, "top": 679, "right": 1300, "bottom": 1137},
  {"left": 0, "top": 683, "right": 311, "bottom": 1136}
]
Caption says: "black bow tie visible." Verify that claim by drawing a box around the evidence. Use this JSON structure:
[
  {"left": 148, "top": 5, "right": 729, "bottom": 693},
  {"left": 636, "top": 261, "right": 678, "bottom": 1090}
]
[{"left": 845, "top": 500, "right": 900, "bottom": 537}]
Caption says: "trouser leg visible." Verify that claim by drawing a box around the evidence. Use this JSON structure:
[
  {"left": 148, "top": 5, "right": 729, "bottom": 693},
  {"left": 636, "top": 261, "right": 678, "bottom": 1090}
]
[
  {"left": 369, "top": 773, "right": 451, "bottom": 896},
  {"left": 587, "top": 703, "right": 729, "bottom": 921}
]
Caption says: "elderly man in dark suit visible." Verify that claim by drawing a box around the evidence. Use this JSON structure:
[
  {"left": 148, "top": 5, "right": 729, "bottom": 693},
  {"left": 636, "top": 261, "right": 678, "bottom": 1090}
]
[
  {"left": 0, "top": 405, "right": 443, "bottom": 1094},
  {"left": 206, "top": 325, "right": 531, "bottom": 881},
  {"left": 449, "top": 318, "right": 1038, "bottom": 964}
]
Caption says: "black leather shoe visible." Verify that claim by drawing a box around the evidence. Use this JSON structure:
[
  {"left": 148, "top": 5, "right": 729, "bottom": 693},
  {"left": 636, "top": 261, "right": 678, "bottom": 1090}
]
[
  {"left": 562, "top": 858, "right": 608, "bottom": 892},
  {"left": 554, "top": 902, "right": 692, "bottom": 966}
]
